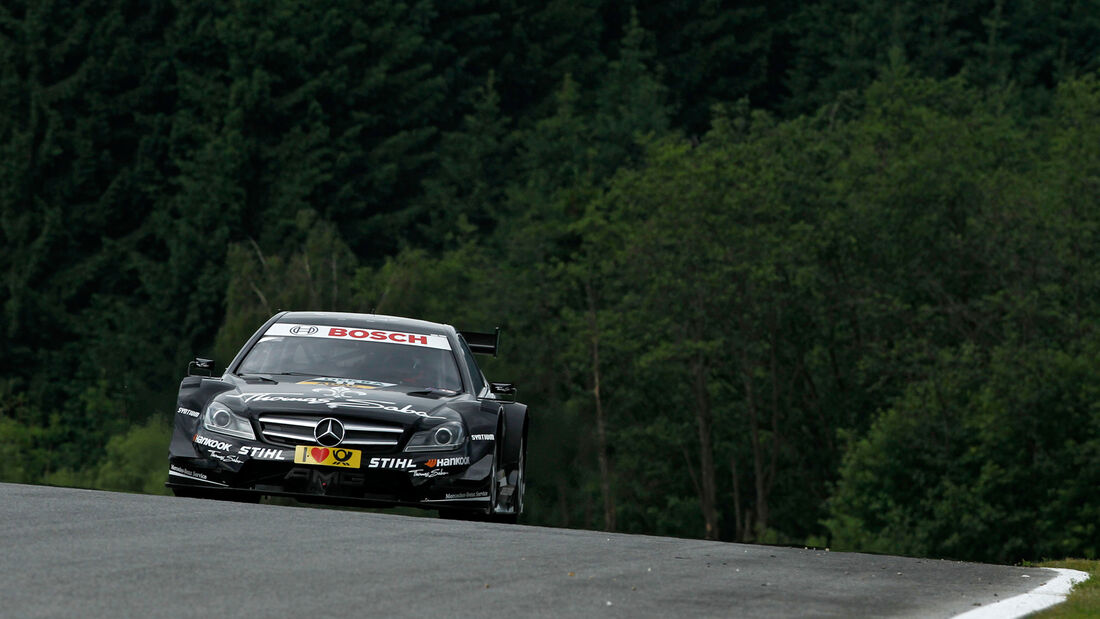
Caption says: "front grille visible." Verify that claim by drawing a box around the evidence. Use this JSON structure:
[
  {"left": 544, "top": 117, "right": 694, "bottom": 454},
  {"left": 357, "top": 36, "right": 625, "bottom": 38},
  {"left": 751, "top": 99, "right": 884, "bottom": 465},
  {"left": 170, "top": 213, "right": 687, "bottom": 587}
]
[{"left": 257, "top": 414, "right": 404, "bottom": 448}]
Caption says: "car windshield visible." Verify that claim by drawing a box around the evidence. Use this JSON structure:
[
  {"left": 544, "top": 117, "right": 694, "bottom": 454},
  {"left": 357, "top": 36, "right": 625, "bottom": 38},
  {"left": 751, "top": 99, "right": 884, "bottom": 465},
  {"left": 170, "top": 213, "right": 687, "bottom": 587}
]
[{"left": 237, "top": 334, "right": 463, "bottom": 392}]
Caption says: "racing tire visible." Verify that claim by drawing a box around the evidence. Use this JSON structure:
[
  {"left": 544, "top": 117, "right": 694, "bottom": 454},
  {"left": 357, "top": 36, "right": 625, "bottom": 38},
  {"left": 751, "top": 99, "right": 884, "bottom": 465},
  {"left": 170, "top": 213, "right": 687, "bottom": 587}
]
[{"left": 488, "top": 433, "right": 525, "bottom": 524}]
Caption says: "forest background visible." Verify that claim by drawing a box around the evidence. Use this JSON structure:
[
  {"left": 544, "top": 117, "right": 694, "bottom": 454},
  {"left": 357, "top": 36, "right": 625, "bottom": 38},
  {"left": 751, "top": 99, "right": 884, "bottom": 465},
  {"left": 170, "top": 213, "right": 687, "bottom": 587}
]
[{"left": 2, "top": 0, "right": 1100, "bottom": 565}]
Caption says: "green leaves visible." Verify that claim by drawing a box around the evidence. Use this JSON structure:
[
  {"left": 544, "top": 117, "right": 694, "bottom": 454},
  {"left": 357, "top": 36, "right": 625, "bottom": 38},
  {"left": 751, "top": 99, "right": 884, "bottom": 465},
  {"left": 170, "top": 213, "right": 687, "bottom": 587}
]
[
  {"left": 3, "top": 0, "right": 1100, "bottom": 563},
  {"left": 829, "top": 342, "right": 1100, "bottom": 562}
]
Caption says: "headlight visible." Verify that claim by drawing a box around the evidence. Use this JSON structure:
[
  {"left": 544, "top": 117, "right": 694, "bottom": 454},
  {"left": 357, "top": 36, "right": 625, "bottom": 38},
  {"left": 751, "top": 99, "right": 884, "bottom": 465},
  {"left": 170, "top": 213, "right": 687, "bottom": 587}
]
[
  {"left": 202, "top": 401, "right": 256, "bottom": 440},
  {"left": 404, "top": 421, "right": 465, "bottom": 452}
]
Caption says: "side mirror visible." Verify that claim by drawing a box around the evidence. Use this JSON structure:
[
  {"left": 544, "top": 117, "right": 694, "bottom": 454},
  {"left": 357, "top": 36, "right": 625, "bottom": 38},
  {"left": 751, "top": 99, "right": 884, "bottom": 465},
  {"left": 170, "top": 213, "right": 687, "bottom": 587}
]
[
  {"left": 489, "top": 382, "right": 516, "bottom": 401},
  {"left": 188, "top": 357, "right": 214, "bottom": 377}
]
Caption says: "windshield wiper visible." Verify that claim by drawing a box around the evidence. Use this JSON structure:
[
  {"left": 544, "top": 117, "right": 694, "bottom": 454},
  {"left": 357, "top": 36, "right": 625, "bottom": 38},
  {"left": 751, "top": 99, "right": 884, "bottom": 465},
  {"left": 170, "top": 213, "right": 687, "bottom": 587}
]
[
  {"left": 233, "top": 373, "right": 277, "bottom": 383},
  {"left": 406, "top": 387, "right": 459, "bottom": 397}
]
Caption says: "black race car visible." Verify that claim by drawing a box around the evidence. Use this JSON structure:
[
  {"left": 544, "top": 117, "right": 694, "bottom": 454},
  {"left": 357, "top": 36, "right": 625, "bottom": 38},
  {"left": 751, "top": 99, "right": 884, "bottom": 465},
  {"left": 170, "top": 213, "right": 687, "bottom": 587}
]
[{"left": 167, "top": 311, "right": 527, "bottom": 522}]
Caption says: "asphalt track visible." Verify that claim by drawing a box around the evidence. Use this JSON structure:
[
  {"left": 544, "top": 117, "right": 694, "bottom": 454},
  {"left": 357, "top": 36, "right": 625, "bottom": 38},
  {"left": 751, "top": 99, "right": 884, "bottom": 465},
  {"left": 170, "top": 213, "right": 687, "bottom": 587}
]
[{"left": 0, "top": 483, "right": 1066, "bottom": 618}]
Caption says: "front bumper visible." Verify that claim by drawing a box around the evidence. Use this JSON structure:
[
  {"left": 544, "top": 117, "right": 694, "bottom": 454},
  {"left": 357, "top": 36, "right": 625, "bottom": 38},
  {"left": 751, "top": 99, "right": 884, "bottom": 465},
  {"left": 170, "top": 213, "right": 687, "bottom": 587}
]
[{"left": 167, "top": 433, "right": 493, "bottom": 511}]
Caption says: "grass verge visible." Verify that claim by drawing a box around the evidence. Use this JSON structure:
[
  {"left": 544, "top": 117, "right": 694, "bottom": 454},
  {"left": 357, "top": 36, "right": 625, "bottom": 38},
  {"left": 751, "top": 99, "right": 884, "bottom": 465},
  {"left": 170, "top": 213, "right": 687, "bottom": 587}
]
[{"left": 1030, "top": 559, "right": 1098, "bottom": 618}]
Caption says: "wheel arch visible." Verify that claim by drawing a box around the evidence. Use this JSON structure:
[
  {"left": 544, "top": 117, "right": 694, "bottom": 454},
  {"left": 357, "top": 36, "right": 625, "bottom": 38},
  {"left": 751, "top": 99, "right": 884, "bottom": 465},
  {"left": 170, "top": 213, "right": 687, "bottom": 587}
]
[{"left": 499, "top": 401, "right": 528, "bottom": 469}]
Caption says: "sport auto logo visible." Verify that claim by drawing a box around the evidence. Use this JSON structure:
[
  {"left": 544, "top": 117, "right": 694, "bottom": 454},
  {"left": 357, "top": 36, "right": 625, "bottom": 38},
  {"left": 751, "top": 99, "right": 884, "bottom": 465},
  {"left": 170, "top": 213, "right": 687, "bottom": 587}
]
[
  {"left": 297, "top": 377, "right": 395, "bottom": 390},
  {"left": 194, "top": 434, "right": 233, "bottom": 451},
  {"left": 445, "top": 491, "right": 488, "bottom": 499},
  {"left": 313, "top": 417, "right": 345, "bottom": 447},
  {"left": 369, "top": 457, "right": 415, "bottom": 469},
  {"left": 265, "top": 323, "right": 451, "bottom": 350},
  {"left": 237, "top": 446, "right": 287, "bottom": 460},
  {"left": 170, "top": 464, "right": 208, "bottom": 480},
  {"left": 294, "top": 445, "right": 360, "bottom": 467},
  {"left": 311, "top": 386, "right": 368, "bottom": 399},
  {"left": 333, "top": 399, "right": 432, "bottom": 416},
  {"left": 425, "top": 456, "right": 470, "bottom": 468},
  {"left": 307, "top": 447, "right": 355, "bottom": 464},
  {"left": 240, "top": 393, "right": 333, "bottom": 405},
  {"left": 238, "top": 393, "right": 434, "bottom": 417},
  {"left": 208, "top": 452, "right": 245, "bottom": 465}
]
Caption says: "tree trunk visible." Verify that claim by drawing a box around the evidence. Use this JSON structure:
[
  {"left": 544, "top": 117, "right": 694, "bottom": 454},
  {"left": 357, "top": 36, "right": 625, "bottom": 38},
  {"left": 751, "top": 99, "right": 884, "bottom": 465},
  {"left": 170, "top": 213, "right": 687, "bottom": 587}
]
[
  {"left": 740, "top": 352, "right": 768, "bottom": 539},
  {"left": 586, "top": 281, "right": 615, "bottom": 531},
  {"left": 692, "top": 353, "right": 720, "bottom": 540},
  {"left": 731, "top": 455, "right": 744, "bottom": 541}
]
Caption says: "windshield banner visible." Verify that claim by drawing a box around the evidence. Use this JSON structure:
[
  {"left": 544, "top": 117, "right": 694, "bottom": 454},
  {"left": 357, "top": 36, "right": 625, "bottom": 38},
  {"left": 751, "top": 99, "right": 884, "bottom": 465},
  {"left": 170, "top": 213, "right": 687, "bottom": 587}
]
[{"left": 265, "top": 323, "right": 452, "bottom": 350}]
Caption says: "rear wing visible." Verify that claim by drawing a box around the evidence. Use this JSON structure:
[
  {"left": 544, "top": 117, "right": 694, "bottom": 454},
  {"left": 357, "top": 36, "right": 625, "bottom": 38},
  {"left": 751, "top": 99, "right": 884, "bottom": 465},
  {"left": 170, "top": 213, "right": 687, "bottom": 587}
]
[{"left": 459, "top": 327, "right": 501, "bottom": 357}]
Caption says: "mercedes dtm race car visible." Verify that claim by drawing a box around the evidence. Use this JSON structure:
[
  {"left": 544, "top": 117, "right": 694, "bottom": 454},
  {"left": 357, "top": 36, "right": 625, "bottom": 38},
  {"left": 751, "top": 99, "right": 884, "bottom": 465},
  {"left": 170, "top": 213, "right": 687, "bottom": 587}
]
[{"left": 167, "top": 311, "right": 527, "bottom": 522}]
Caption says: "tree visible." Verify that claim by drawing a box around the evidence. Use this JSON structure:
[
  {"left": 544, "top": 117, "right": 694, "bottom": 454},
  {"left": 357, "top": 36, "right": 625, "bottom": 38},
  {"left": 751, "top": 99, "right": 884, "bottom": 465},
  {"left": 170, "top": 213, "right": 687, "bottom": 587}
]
[
  {"left": 415, "top": 73, "right": 515, "bottom": 246},
  {"left": 624, "top": 0, "right": 780, "bottom": 131},
  {"left": 215, "top": 211, "right": 357, "bottom": 363}
]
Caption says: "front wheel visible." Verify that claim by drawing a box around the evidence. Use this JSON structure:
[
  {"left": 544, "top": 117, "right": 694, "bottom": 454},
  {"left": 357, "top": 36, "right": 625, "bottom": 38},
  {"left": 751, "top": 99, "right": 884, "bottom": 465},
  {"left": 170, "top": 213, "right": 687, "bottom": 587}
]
[{"left": 489, "top": 434, "right": 525, "bottom": 524}]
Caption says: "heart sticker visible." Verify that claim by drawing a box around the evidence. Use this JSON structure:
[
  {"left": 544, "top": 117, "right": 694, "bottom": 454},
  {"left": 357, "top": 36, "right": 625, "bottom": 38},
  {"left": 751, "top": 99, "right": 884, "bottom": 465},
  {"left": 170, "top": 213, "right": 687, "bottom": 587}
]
[{"left": 310, "top": 447, "right": 330, "bottom": 462}]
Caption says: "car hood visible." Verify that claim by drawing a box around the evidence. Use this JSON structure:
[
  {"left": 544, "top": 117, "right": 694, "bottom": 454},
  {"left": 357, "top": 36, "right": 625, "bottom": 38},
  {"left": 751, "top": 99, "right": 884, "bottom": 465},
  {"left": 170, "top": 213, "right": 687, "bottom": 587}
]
[{"left": 215, "top": 378, "right": 460, "bottom": 428}]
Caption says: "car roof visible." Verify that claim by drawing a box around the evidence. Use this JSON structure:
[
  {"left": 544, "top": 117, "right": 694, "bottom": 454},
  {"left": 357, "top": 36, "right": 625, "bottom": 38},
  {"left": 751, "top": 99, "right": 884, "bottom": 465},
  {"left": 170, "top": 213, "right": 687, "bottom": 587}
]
[{"left": 275, "top": 311, "right": 454, "bottom": 337}]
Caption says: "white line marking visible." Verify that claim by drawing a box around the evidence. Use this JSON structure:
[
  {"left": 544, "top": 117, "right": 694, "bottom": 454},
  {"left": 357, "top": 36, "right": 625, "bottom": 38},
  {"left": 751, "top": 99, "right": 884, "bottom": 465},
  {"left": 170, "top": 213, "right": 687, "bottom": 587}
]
[{"left": 951, "top": 567, "right": 1090, "bottom": 619}]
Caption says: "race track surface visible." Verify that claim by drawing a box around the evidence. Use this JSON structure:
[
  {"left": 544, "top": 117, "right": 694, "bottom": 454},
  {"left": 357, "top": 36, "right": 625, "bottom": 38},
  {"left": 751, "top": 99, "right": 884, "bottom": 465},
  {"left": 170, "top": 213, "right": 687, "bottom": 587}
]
[{"left": 0, "top": 483, "right": 1057, "bottom": 618}]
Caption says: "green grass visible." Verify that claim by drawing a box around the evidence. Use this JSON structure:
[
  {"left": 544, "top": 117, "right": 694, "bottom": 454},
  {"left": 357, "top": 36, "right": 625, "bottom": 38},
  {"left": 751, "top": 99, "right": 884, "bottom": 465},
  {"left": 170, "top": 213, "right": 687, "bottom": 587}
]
[{"left": 1031, "top": 560, "right": 1099, "bottom": 618}]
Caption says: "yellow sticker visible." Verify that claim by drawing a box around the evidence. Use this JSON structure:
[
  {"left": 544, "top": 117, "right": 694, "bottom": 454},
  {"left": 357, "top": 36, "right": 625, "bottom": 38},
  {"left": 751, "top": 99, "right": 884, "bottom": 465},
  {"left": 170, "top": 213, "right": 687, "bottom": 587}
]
[{"left": 294, "top": 445, "right": 362, "bottom": 468}]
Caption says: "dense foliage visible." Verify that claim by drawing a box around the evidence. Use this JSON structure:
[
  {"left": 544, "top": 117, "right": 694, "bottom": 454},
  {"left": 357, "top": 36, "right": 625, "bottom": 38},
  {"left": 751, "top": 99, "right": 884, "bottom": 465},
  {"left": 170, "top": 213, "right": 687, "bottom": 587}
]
[{"left": 2, "top": 1, "right": 1099, "bottom": 563}]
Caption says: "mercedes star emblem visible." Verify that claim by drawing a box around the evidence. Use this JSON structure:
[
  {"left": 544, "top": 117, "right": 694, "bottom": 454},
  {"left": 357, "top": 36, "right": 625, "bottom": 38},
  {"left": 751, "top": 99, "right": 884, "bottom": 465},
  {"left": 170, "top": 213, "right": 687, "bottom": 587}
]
[{"left": 314, "top": 417, "right": 345, "bottom": 447}]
